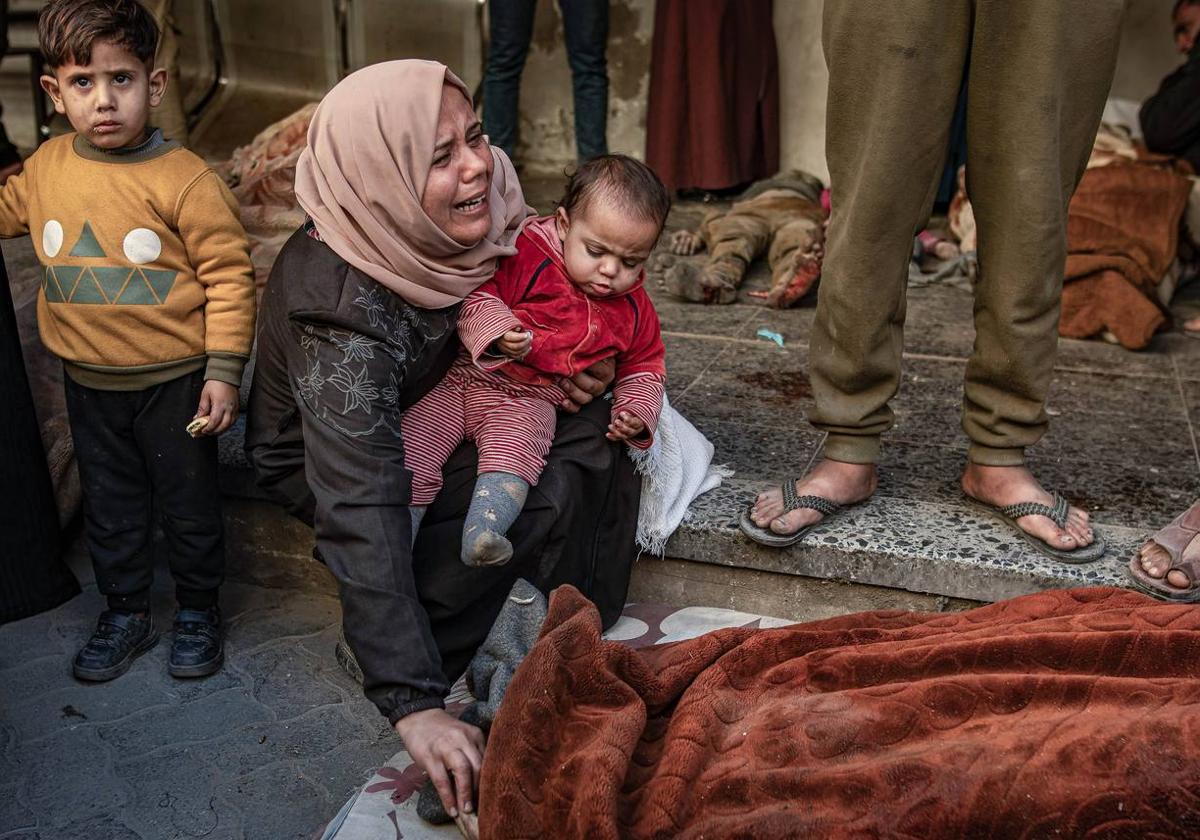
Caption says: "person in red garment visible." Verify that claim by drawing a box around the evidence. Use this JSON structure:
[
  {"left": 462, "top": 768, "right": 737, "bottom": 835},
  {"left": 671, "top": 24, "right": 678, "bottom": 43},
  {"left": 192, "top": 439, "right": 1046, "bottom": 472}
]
[{"left": 645, "top": 0, "right": 779, "bottom": 194}]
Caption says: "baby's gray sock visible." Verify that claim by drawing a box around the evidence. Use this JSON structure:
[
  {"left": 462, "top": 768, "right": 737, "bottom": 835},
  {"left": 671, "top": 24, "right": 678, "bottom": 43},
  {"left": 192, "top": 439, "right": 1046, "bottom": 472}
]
[
  {"left": 461, "top": 472, "right": 529, "bottom": 567},
  {"left": 410, "top": 506, "right": 427, "bottom": 549}
]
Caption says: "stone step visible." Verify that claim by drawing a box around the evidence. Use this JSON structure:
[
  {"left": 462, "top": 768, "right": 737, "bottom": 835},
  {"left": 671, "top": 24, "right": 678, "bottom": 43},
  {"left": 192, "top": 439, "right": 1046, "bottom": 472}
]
[
  {"left": 219, "top": 450, "right": 1141, "bottom": 607},
  {"left": 672, "top": 475, "right": 1140, "bottom": 603}
]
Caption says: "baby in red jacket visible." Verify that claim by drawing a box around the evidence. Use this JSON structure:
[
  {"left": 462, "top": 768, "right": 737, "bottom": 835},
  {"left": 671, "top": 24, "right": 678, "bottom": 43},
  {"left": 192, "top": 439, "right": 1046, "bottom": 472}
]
[{"left": 402, "top": 155, "right": 670, "bottom": 566}]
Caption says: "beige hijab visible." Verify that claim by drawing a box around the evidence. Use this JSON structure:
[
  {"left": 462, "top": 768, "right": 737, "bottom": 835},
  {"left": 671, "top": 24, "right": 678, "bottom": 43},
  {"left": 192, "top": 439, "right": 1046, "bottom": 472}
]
[{"left": 294, "top": 60, "right": 531, "bottom": 308}]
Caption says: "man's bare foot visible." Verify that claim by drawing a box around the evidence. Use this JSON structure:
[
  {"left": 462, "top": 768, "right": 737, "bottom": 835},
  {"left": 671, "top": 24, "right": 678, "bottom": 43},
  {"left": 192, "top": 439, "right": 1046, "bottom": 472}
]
[
  {"left": 1133, "top": 500, "right": 1200, "bottom": 591},
  {"left": 961, "top": 463, "right": 1094, "bottom": 551},
  {"left": 750, "top": 459, "right": 878, "bottom": 535}
]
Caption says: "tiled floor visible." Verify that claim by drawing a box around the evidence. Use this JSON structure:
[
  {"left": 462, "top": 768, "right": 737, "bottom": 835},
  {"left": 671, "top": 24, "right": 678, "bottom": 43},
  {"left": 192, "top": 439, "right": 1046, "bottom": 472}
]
[{"left": 0, "top": 519, "right": 394, "bottom": 840}]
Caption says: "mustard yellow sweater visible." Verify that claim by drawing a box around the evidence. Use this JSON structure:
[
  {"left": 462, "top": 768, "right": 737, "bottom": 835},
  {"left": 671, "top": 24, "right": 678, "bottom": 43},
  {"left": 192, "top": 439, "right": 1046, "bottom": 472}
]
[{"left": 0, "top": 133, "right": 256, "bottom": 389}]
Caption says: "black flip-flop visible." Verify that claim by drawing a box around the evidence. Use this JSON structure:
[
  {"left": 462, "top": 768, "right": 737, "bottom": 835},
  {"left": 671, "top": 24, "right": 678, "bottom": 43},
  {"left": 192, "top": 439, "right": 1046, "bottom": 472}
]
[
  {"left": 967, "top": 491, "right": 1105, "bottom": 564},
  {"left": 739, "top": 478, "right": 842, "bottom": 548}
]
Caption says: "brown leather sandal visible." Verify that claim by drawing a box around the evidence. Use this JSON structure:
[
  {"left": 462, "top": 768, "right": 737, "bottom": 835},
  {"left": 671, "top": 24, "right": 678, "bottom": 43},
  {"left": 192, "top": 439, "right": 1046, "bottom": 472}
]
[{"left": 1127, "top": 501, "right": 1200, "bottom": 603}]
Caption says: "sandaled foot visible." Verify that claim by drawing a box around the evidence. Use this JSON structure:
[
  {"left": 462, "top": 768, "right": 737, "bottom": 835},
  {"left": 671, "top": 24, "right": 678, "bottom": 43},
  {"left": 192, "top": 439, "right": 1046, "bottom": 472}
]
[
  {"left": 1129, "top": 499, "right": 1200, "bottom": 600},
  {"left": 749, "top": 459, "right": 878, "bottom": 537},
  {"left": 962, "top": 464, "right": 1100, "bottom": 561}
]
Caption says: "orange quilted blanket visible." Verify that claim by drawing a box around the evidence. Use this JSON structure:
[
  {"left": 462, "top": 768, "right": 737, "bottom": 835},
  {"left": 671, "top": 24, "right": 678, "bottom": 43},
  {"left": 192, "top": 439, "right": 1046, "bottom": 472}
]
[{"left": 480, "top": 586, "right": 1200, "bottom": 839}]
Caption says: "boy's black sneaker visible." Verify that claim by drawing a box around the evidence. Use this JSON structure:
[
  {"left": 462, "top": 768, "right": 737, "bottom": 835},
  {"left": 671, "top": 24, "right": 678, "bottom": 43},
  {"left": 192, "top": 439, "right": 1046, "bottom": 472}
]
[
  {"left": 72, "top": 610, "right": 159, "bottom": 682},
  {"left": 168, "top": 607, "right": 223, "bottom": 678}
]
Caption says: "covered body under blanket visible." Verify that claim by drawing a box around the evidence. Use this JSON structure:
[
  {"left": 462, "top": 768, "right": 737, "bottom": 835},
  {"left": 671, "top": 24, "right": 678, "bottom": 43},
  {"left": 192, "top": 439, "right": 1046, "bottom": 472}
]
[
  {"left": 1059, "top": 159, "right": 1194, "bottom": 348},
  {"left": 480, "top": 585, "right": 1200, "bottom": 839}
]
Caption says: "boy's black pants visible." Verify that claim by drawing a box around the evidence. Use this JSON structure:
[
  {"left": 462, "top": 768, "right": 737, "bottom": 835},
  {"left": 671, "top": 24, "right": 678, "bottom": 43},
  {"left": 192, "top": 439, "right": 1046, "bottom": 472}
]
[{"left": 65, "top": 369, "right": 224, "bottom": 613}]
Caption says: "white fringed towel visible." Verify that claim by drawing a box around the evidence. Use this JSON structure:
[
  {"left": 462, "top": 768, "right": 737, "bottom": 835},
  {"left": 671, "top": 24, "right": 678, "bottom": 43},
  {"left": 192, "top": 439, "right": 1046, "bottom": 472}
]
[{"left": 627, "top": 394, "right": 732, "bottom": 555}]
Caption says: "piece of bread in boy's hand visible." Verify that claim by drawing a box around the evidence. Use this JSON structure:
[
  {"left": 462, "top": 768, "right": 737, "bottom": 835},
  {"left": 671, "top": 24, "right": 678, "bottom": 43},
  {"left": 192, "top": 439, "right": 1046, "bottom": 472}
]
[{"left": 186, "top": 416, "right": 210, "bottom": 438}]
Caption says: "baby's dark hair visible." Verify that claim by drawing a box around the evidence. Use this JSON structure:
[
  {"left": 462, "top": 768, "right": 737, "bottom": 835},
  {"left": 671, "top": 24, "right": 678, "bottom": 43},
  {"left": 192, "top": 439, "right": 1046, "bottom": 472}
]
[
  {"left": 39, "top": 0, "right": 160, "bottom": 69},
  {"left": 559, "top": 154, "right": 671, "bottom": 230}
]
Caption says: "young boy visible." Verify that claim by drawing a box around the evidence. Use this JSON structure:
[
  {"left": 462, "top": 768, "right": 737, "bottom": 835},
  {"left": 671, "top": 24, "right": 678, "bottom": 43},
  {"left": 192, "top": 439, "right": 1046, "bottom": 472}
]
[
  {"left": 0, "top": 0, "right": 256, "bottom": 680},
  {"left": 401, "top": 154, "right": 669, "bottom": 567}
]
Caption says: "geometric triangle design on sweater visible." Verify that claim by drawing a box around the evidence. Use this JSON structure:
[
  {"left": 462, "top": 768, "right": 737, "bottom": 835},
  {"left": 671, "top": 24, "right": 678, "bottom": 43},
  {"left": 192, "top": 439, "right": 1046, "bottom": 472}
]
[
  {"left": 68, "top": 269, "right": 109, "bottom": 304},
  {"left": 114, "top": 270, "right": 156, "bottom": 305},
  {"left": 68, "top": 221, "right": 107, "bottom": 258},
  {"left": 39, "top": 264, "right": 179, "bottom": 305},
  {"left": 142, "top": 268, "right": 177, "bottom": 304},
  {"left": 91, "top": 266, "right": 132, "bottom": 302},
  {"left": 42, "top": 266, "right": 64, "bottom": 302},
  {"left": 54, "top": 265, "right": 84, "bottom": 299}
]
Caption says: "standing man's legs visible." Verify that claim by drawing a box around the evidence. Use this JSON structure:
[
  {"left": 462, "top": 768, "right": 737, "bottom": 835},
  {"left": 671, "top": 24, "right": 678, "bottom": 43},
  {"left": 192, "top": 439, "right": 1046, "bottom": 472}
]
[
  {"left": 751, "top": 1, "right": 971, "bottom": 535},
  {"left": 559, "top": 0, "right": 609, "bottom": 161},
  {"left": 958, "top": 0, "right": 1124, "bottom": 548},
  {"left": 961, "top": 1, "right": 1124, "bottom": 464},
  {"left": 483, "top": 0, "right": 538, "bottom": 161},
  {"left": 755, "top": 0, "right": 1123, "bottom": 551}
]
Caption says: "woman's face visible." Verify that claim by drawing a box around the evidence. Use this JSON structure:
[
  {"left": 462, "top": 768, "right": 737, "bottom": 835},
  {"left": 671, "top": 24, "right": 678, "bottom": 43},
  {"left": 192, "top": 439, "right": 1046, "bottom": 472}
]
[{"left": 421, "top": 85, "right": 494, "bottom": 246}]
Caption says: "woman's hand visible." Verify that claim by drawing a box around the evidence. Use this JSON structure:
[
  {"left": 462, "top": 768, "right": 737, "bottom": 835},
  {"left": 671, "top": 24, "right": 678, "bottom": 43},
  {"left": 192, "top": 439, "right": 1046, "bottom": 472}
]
[
  {"left": 394, "top": 708, "right": 486, "bottom": 818},
  {"left": 559, "top": 356, "right": 616, "bottom": 413}
]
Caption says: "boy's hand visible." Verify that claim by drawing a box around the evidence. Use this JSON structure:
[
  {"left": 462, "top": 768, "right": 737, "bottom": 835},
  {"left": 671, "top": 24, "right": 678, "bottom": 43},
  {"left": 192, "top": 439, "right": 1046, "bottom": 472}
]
[
  {"left": 495, "top": 328, "right": 532, "bottom": 359},
  {"left": 194, "top": 380, "right": 239, "bottom": 436},
  {"left": 607, "top": 410, "right": 646, "bottom": 442}
]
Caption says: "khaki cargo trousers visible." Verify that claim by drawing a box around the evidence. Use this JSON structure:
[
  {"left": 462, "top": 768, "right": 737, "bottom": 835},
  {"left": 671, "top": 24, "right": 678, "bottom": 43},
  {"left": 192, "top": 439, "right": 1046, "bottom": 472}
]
[{"left": 810, "top": 0, "right": 1125, "bottom": 465}]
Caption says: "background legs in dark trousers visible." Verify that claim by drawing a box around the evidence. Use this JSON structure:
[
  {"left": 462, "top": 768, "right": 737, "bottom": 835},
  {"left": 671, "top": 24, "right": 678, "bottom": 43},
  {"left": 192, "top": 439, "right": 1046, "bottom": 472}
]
[
  {"left": 0, "top": 248, "right": 77, "bottom": 625},
  {"left": 65, "top": 369, "right": 224, "bottom": 613},
  {"left": 483, "top": 0, "right": 609, "bottom": 162},
  {"left": 0, "top": 0, "right": 21, "bottom": 169}
]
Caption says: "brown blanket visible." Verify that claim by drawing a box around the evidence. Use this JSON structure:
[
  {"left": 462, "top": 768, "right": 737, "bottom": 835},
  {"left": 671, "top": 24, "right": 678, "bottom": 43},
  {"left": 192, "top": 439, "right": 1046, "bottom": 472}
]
[
  {"left": 480, "top": 586, "right": 1200, "bottom": 839},
  {"left": 1060, "top": 160, "right": 1193, "bottom": 349}
]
